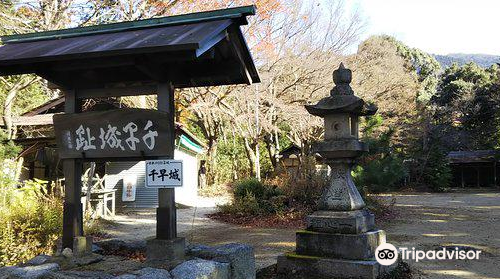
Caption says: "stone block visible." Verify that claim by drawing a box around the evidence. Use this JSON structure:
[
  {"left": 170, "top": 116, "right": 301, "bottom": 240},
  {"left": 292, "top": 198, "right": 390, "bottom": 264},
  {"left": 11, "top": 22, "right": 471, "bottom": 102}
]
[
  {"left": 276, "top": 253, "right": 390, "bottom": 279},
  {"left": 25, "top": 255, "right": 51, "bottom": 266},
  {"left": 170, "top": 259, "right": 229, "bottom": 279},
  {"left": 295, "top": 229, "right": 385, "bottom": 260},
  {"left": 134, "top": 267, "right": 172, "bottom": 279},
  {"left": 61, "top": 249, "right": 72, "bottom": 258},
  {"left": 7, "top": 263, "right": 59, "bottom": 279},
  {"left": 43, "top": 271, "right": 114, "bottom": 279},
  {"left": 306, "top": 210, "right": 375, "bottom": 234},
  {"left": 72, "top": 254, "right": 104, "bottom": 266},
  {"left": 0, "top": 266, "right": 17, "bottom": 279},
  {"left": 113, "top": 267, "right": 173, "bottom": 279},
  {"left": 73, "top": 236, "right": 93, "bottom": 257},
  {"left": 146, "top": 238, "right": 185, "bottom": 269},
  {"left": 187, "top": 243, "right": 255, "bottom": 279}
]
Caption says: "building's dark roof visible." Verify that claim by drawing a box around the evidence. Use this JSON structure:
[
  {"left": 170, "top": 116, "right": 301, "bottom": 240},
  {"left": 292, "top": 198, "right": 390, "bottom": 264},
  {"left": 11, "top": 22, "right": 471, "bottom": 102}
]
[
  {"left": 279, "top": 144, "right": 301, "bottom": 158},
  {"left": 0, "top": 6, "right": 259, "bottom": 89},
  {"left": 0, "top": 20, "right": 231, "bottom": 63},
  {"left": 447, "top": 150, "right": 500, "bottom": 164}
]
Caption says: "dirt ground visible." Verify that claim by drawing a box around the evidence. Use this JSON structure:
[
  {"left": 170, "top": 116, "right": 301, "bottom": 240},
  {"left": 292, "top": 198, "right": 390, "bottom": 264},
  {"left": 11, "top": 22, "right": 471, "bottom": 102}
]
[
  {"left": 379, "top": 191, "right": 500, "bottom": 279},
  {"left": 102, "top": 191, "right": 500, "bottom": 278}
]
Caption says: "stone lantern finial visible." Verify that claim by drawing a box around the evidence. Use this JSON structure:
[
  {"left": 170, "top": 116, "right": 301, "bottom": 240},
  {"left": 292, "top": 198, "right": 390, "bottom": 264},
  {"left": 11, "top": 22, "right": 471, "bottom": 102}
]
[{"left": 331, "top": 63, "right": 354, "bottom": 96}]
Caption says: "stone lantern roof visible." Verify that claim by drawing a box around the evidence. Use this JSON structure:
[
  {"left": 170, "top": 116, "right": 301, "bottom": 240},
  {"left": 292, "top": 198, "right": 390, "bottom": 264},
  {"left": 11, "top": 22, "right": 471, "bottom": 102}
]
[{"left": 305, "top": 63, "right": 377, "bottom": 117}]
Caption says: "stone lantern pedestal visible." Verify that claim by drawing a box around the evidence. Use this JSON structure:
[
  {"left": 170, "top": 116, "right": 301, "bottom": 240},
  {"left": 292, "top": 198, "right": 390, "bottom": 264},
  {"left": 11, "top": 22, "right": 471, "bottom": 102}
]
[{"left": 276, "top": 64, "right": 392, "bottom": 279}]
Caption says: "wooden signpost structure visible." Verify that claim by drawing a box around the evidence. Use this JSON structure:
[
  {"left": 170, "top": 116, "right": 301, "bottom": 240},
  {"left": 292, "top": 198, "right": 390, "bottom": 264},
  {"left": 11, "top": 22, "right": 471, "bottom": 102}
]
[{"left": 0, "top": 6, "right": 259, "bottom": 259}]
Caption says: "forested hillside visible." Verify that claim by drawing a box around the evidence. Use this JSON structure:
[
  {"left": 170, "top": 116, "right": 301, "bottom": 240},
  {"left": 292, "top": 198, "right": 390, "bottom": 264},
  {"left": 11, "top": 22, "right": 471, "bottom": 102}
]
[{"left": 434, "top": 53, "right": 500, "bottom": 68}]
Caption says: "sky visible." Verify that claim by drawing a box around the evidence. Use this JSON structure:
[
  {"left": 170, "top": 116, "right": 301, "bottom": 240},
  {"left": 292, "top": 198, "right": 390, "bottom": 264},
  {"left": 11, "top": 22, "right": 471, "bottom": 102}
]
[{"left": 348, "top": 0, "right": 500, "bottom": 55}]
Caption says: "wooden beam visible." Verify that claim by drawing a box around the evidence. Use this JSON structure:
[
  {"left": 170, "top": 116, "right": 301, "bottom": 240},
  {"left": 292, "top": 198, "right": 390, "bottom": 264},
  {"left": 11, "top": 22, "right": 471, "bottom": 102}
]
[
  {"left": 156, "top": 82, "right": 177, "bottom": 240},
  {"left": 135, "top": 57, "right": 167, "bottom": 82},
  {"left": 196, "top": 30, "right": 227, "bottom": 57},
  {"left": 62, "top": 89, "right": 84, "bottom": 249},
  {"left": 76, "top": 84, "right": 157, "bottom": 99},
  {"left": 494, "top": 161, "right": 497, "bottom": 188},
  {"left": 36, "top": 70, "right": 72, "bottom": 89},
  {"left": 22, "top": 96, "right": 65, "bottom": 116},
  {"left": 227, "top": 29, "right": 252, "bottom": 85},
  {"left": 51, "top": 57, "right": 136, "bottom": 71},
  {"left": 461, "top": 164, "right": 465, "bottom": 188}
]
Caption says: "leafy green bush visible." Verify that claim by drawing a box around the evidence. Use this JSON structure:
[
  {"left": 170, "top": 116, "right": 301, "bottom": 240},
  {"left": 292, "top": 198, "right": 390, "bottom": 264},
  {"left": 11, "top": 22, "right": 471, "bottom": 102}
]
[
  {"left": 353, "top": 155, "right": 407, "bottom": 193},
  {"left": 234, "top": 178, "right": 267, "bottom": 200},
  {"left": 233, "top": 178, "right": 283, "bottom": 201},
  {"left": 219, "top": 178, "right": 285, "bottom": 216},
  {"left": 422, "top": 147, "right": 452, "bottom": 191},
  {"left": 0, "top": 172, "right": 63, "bottom": 266},
  {"left": 354, "top": 116, "right": 408, "bottom": 192},
  {"left": 269, "top": 168, "right": 327, "bottom": 206}
]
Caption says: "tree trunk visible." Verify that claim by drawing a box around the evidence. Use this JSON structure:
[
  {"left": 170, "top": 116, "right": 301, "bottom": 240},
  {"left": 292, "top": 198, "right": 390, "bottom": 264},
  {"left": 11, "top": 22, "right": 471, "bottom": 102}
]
[
  {"left": 206, "top": 137, "right": 218, "bottom": 186},
  {"left": 3, "top": 87, "right": 18, "bottom": 140},
  {"left": 264, "top": 135, "right": 278, "bottom": 170},
  {"left": 231, "top": 130, "right": 239, "bottom": 180},
  {"left": 243, "top": 137, "right": 258, "bottom": 178}
]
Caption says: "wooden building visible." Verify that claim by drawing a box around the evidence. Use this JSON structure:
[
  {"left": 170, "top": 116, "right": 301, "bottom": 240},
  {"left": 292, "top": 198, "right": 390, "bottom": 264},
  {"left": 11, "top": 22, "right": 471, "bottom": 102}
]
[{"left": 447, "top": 150, "right": 500, "bottom": 188}]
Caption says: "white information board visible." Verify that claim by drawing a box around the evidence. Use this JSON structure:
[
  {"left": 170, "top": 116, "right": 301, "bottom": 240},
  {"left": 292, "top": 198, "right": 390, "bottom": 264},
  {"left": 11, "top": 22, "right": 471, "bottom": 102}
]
[{"left": 145, "top": 159, "right": 183, "bottom": 188}]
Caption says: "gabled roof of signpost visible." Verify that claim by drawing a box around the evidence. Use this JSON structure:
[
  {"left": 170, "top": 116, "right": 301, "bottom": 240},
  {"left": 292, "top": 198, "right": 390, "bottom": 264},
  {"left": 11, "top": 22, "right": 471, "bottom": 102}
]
[{"left": 0, "top": 6, "right": 259, "bottom": 89}]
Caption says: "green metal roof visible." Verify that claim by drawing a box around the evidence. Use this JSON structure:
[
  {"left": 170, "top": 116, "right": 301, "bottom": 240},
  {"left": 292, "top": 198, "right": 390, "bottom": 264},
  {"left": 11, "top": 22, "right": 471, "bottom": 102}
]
[{"left": 1, "top": 5, "right": 256, "bottom": 44}]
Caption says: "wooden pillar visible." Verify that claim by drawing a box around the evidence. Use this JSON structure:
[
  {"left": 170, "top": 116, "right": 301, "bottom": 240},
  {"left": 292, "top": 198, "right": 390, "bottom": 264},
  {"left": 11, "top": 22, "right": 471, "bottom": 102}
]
[
  {"left": 494, "top": 161, "right": 497, "bottom": 188},
  {"left": 476, "top": 166, "right": 480, "bottom": 188},
  {"left": 461, "top": 164, "right": 464, "bottom": 188},
  {"left": 62, "top": 90, "right": 84, "bottom": 249},
  {"left": 156, "top": 83, "right": 177, "bottom": 240}
]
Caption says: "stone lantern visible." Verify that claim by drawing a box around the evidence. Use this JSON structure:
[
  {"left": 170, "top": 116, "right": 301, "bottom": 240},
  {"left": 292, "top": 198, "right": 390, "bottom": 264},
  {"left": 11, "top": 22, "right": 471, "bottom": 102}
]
[{"left": 277, "top": 63, "right": 392, "bottom": 279}]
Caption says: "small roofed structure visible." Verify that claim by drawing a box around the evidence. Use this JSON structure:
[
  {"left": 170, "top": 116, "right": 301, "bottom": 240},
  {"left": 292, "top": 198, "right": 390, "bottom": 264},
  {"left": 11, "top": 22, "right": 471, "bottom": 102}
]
[
  {"left": 0, "top": 6, "right": 260, "bottom": 250},
  {"left": 278, "top": 144, "right": 302, "bottom": 168},
  {"left": 447, "top": 150, "right": 500, "bottom": 188}
]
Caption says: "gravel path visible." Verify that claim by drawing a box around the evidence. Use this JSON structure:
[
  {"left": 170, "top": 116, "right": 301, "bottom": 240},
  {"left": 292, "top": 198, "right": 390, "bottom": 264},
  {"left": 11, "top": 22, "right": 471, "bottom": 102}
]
[
  {"left": 380, "top": 191, "right": 500, "bottom": 279},
  {"left": 100, "top": 197, "right": 295, "bottom": 269},
  {"left": 101, "top": 191, "right": 500, "bottom": 277}
]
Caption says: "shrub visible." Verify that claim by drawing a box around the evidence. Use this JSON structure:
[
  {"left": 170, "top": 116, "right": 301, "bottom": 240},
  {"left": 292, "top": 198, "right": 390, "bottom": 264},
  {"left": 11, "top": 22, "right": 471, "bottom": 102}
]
[
  {"left": 233, "top": 178, "right": 267, "bottom": 200},
  {"left": 353, "top": 155, "right": 407, "bottom": 193},
  {"left": 268, "top": 170, "right": 327, "bottom": 206},
  {"left": 218, "top": 193, "right": 262, "bottom": 216},
  {"left": 422, "top": 147, "right": 452, "bottom": 191},
  {"left": 0, "top": 174, "right": 63, "bottom": 266},
  {"left": 219, "top": 178, "right": 286, "bottom": 216},
  {"left": 233, "top": 178, "right": 283, "bottom": 201}
]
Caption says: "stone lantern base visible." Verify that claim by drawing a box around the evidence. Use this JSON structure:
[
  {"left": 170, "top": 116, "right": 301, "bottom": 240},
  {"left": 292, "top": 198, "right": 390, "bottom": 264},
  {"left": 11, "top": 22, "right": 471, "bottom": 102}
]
[
  {"left": 276, "top": 209, "right": 392, "bottom": 279},
  {"left": 277, "top": 254, "right": 392, "bottom": 279}
]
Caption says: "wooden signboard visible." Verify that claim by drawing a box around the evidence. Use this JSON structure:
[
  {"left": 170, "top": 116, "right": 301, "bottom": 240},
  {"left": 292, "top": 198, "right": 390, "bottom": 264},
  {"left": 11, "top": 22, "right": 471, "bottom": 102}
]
[{"left": 53, "top": 108, "right": 173, "bottom": 159}]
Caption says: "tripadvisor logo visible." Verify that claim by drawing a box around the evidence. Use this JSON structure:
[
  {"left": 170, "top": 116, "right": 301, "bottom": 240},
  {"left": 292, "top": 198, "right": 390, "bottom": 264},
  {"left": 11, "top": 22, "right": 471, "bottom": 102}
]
[
  {"left": 375, "top": 243, "right": 398, "bottom": 266},
  {"left": 375, "top": 243, "right": 482, "bottom": 265}
]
